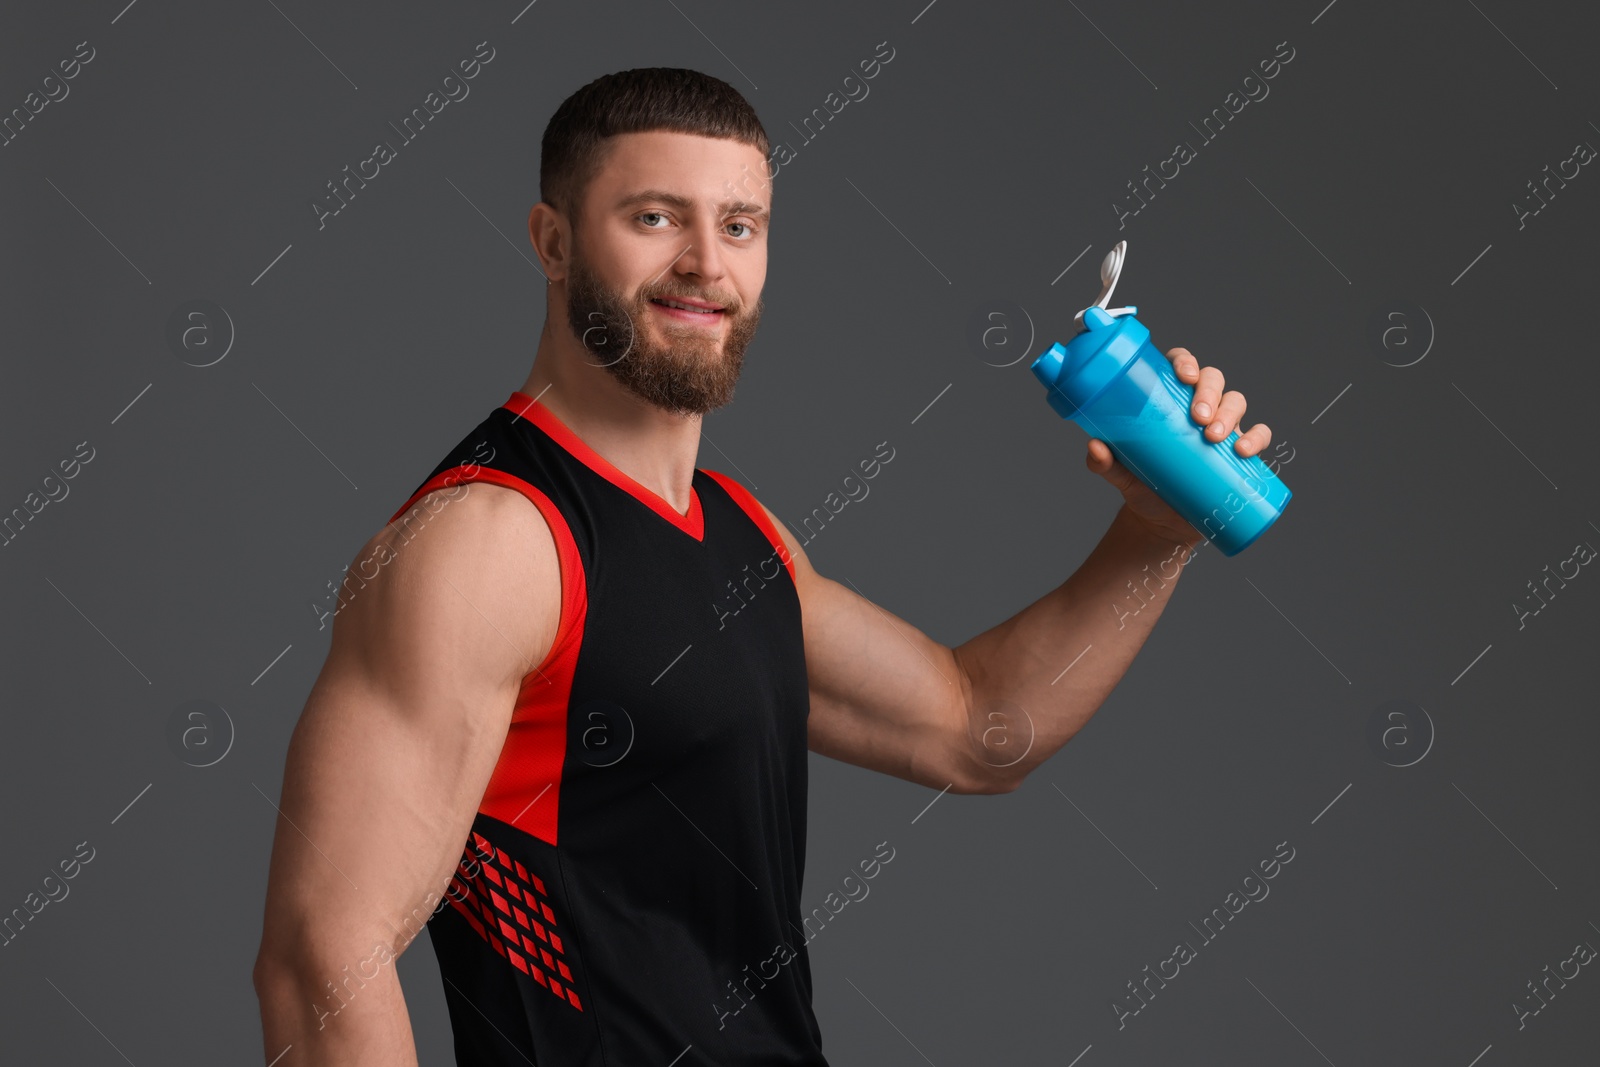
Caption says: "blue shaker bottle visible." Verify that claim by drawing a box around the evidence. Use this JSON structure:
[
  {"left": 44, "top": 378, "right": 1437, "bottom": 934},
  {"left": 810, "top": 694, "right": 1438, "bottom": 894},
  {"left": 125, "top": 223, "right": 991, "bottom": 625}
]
[{"left": 1030, "top": 291, "right": 1291, "bottom": 555}]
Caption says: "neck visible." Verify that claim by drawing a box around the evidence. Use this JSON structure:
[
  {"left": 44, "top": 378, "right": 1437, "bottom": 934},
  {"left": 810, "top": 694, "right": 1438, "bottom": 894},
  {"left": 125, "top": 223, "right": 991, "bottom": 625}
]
[{"left": 519, "top": 316, "right": 703, "bottom": 516}]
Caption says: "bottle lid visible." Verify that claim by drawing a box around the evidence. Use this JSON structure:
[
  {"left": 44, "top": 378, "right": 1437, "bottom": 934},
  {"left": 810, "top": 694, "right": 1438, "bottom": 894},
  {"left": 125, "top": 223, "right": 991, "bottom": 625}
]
[{"left": 1031, "top": 305, "right": 1147, "bottom": 418}]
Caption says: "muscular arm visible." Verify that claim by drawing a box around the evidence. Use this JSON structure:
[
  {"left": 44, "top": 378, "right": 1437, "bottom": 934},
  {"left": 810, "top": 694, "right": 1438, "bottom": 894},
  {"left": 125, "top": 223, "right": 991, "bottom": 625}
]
[
  {"left": 948, "top": 505, "right": 1197, "bottom": 789},
  {"left": 764, "top": 500, "right": 1198, "bottom": 796},
  {"left": 252, "top": 483, "right": 559, "bottom": 1066},
  {"left": 763, "top": 345, "right": 1266, "bottom": 796}
]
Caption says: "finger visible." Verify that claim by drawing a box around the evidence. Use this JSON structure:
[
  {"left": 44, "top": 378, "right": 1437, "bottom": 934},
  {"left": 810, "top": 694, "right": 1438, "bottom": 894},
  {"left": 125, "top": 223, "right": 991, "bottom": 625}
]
[
  {"left": 1190, "top": 365, "right": 1226, "bottom": 423},
  {"left": 1087, "top": 439, "right": 1135, "bottom": 490},
  {"left": 1086, "top": 438, "right": 1120, "bottom": 474},
  {"left": 1205, "top": 390, "right": 1247, "bottom": 441},
  {"left": 1167, "top": 347, "right": 1200, "bottom": 383},
  {"left": 1234, "top": 422, "right": 1272, "bottom": 457}
]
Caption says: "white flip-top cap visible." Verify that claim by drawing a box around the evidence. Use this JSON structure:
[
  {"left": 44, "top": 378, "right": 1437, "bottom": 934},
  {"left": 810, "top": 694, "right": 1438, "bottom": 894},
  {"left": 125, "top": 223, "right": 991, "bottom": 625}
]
[{"left": 1073, "top": 239, "right": 1138, "bottom": 327}]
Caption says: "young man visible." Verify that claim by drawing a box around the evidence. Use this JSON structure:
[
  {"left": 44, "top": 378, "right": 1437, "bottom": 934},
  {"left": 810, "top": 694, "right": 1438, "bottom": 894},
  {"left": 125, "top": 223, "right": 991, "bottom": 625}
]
[{"left": 253, "top": 68, "right": 1272, "bottom": 1066}]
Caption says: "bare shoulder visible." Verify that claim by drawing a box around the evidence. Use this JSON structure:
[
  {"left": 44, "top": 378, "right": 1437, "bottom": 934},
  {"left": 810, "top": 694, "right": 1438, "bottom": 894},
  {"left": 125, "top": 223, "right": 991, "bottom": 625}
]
[
  {"left": 329, "top": 480, "right": 563, "bottom": 696},
  {"left": 257, "top": 479, "right": 566, "bottom": 1003}
]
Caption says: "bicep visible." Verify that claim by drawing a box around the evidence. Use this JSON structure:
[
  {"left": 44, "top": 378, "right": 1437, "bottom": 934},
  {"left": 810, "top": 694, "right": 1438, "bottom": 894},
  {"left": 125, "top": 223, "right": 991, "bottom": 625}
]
[
  {"left": 755, "top": 502, "right": 978, "bottom": 792},
  {"left": 259, "top": 486, "right": 559, "bottom": 965}
]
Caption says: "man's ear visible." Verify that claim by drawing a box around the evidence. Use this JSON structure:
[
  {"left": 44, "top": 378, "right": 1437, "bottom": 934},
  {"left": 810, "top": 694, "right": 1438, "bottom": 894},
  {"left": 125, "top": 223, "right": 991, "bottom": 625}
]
[{"left": 528, "top": 201, "right": 570, "bottom": 282}]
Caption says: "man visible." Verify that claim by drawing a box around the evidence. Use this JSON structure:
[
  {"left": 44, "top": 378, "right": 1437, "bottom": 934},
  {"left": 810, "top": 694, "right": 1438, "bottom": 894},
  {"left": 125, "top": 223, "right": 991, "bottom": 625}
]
[{"left": 253, "top": 67, "right": 1272, "bottom": 1066}]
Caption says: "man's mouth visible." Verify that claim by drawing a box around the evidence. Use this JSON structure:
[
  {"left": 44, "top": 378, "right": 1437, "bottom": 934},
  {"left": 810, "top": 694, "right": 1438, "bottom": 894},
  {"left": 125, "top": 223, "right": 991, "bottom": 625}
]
[
  {"left": 651, "top": 295, "right": 724, "bottom": 312},
  {"left": 649, "top": 297, "right": 727, "bottom": 324}
]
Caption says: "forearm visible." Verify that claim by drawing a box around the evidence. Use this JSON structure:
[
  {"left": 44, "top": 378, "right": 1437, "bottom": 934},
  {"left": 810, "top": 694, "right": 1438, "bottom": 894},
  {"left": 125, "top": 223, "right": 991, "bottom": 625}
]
[
  {"left": 255, "top": 948, "right": 420, "bottom": 1067},
  {"left": 952, "top": 503, "right": 1200, "bottom": 789}
]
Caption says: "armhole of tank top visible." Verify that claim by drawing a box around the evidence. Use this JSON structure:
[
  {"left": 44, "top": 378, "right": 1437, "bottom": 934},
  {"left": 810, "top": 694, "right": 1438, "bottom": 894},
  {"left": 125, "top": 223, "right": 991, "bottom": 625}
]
[
  {"left": 386, "top": 464, "right": 584, "bottom": 684},
  {"left": 700, "top": 469, "right": 798, "bottom": 585}
]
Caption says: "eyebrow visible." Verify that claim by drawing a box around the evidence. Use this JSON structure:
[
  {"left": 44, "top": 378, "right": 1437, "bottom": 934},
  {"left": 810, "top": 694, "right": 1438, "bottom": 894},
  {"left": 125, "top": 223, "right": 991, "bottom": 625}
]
[{"left": 614, "top": 189, "right": 770, "bottom": 222}]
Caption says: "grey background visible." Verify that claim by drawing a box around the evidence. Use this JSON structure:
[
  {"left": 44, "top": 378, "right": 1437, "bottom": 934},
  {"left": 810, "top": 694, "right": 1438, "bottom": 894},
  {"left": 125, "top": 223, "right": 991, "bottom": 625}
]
[{"left": 3, "top": 0, "right": 1598, "bottom": 1063}]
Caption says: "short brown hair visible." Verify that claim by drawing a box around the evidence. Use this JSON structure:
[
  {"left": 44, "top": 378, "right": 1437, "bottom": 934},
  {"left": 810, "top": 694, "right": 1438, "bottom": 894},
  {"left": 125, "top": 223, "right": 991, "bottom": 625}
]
[{"left": 539, "top": 67, "right": 770, "bottom": 223}]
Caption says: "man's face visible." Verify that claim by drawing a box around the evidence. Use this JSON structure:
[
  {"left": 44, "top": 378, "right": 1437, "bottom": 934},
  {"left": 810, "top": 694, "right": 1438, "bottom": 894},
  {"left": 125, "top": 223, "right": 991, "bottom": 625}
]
[{"left": 562, "top": 130, "right": 770, "bottom": 417}]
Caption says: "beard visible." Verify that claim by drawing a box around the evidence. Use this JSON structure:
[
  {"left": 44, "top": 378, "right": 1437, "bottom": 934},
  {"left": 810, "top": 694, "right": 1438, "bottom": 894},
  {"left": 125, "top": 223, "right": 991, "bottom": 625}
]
[{"left": 564, "top": 245, "right": 763, "bottom": 418}]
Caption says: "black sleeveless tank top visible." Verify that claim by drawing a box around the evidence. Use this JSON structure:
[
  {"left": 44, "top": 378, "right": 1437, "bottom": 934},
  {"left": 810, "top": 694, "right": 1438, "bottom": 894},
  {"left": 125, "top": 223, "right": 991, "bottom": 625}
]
[{"left": 385, "top": 391, "right": 828, "bottom": 1066}]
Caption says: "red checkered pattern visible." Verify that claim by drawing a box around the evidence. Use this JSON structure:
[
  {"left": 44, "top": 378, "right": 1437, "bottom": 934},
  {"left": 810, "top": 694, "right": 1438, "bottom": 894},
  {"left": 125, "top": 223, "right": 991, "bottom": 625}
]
[{"left": 445, "top": 831, "right": 584, "bottom": 1011}]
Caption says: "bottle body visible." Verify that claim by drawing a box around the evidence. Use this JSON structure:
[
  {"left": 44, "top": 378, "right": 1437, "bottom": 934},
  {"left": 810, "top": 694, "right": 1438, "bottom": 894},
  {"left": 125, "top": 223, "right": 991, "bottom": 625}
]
[
  {"left": 1068, "top": 337, "right": 1290, "bottom": 555},
  {"left": 1032, "top": 307, "right": 1291, "bottom": 556}
]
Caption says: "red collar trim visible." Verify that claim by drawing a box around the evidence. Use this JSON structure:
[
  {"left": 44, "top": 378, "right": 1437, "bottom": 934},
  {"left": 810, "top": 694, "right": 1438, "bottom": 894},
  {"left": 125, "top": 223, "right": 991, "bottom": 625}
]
[{"left": 500, "top": 391, "right": 704, "bottom": 541}]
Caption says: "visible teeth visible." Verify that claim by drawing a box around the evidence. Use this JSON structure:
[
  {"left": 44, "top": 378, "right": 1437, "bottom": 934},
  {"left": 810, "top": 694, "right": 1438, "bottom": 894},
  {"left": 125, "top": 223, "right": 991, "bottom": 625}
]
[{"left": 657, "top": 299, "right": 717, "bottom": 313}]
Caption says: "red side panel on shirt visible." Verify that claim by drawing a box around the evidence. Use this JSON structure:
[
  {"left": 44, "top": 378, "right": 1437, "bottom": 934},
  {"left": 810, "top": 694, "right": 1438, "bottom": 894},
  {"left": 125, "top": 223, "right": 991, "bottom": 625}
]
[
  {"left": 444, "top": 833, "right": 585, "bottom": 1011},
  {"left": 387, "top": 464, "right": 586, "bottom": 847}
]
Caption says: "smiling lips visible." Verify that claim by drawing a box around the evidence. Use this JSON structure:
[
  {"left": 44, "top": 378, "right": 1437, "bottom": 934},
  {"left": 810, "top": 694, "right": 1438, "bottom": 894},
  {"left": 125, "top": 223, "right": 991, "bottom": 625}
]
[{"left": 649, "top": 296, "right": 727, "bottom": 326}]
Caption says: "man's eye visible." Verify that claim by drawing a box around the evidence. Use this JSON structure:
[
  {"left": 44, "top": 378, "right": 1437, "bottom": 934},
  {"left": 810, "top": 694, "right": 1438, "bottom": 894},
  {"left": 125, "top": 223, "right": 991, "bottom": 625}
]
[
  {"left": 638, "top": 212, "right": 669, "bottom": 228},
  {"left": 727, "top": 222, "right": 755, "bottom": 238}
]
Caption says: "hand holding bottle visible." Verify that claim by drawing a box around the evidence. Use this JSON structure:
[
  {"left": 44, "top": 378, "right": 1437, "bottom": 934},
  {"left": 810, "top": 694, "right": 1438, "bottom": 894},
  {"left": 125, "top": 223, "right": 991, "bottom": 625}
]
[
  {"left": 1085, "top": 344, "right": 1274, "bottom": 548},
  {"left": 1032, "top": 241, "right": 1292, "bottom": 556}
]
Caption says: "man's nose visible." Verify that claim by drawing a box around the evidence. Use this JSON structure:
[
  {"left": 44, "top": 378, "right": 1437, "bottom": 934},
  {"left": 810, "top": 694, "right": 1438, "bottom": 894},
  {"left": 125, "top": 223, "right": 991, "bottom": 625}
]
[{"left": 670, "top": 222, "right": 728, "bottom": 283}]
